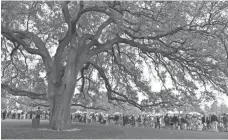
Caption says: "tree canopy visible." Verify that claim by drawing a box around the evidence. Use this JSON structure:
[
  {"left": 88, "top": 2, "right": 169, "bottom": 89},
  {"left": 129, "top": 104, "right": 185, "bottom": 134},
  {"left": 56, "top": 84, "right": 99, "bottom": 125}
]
[{"left": 2, "top": 1, "right": 228, "bottom": 111}]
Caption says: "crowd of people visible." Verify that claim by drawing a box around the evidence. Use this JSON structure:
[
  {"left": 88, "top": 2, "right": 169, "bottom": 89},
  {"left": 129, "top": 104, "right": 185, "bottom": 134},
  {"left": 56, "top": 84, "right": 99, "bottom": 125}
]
[
  {"left": 71, "top": 111, "right": 228, "bottom": 132},
  {"left": 1, "top": 108, "right": 50, "bottom": 120},
  {"left": 2, "top": 108, "right": 228, "bottom": 132},
  {"left": 72, "top": 112, "right": 228, "bottom": 132}
]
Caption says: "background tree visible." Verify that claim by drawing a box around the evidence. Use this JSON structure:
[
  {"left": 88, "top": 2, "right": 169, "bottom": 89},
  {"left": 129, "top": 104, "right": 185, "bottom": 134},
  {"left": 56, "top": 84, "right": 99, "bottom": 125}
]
[
  {"left": 204, "top": 104, "right": 211, "bottom": 114},
  {"left": 1, "top": 1, "right": 228, "bottom": 130},
  {"left": 219, "top": 103, "right": 228, "bottom": 114}
]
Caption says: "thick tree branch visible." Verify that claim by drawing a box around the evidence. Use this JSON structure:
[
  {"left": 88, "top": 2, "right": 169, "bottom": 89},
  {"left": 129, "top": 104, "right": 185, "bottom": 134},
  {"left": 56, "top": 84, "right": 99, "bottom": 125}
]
[
  {"left": 81, "top": 6, "right": 112, "bottom": 17},
  {"left": 10, "top": 42, "right": 20, "bottom": 57},
  {"left": 14, "top": 98, "right": 107, "bottom": 111},
  {"left": 1, "top": 27, "right": 41, "bottom": 55},
  {"left": 71, "top": 1, "right": 84, "bottom": 34},
  {"left": 80, "top": 63, "right": 90, "bottom": 93},
  {"left": 88, "top": 61, "right": 181, "bottom": 110},
  {"left": 18, "top": 48, "right": 29, "bottom": 71},
  {"left": 88, "top": 36, "right": 120, "bottom": 56},
  {"left": 53, "top": 1, "right": 74, "bottom": 69},
  {"left": 119, "top": 38, "right": 172, "bottom": 55},
  {"left": 1, "top": 62, "right": 11, "bottom": 79},
  {"left": 111, "top": 47, "right": 135, "bottom": 77},
  {"left": 14, "top": 99, "right": 50, "bottom": 108},
  {"left": 1, "top": 27, "right": 53, "bottom": 71},
  {"left": 17, "top": 101, "right": 107, "bottom": 111},
  {"left": 61, "top": 1, "right": 71, "bottom": 25},
  {"left": 1, "top": 84, "right": 48, "bottom": 100},
  {"left": 120, "top": 26, "right": 185, "bottom": 40},
  {"left": 93, "top": 18, "right": 114, "bottom": 40},
  {"left": 51, "top": 2, "right": 86, "bottom": 89},
  {"left": 71, "top": 104, "right": 107, "bottom": 111},
  {"left": 89, "top": 34, "right": 176, "bottom": 58}
]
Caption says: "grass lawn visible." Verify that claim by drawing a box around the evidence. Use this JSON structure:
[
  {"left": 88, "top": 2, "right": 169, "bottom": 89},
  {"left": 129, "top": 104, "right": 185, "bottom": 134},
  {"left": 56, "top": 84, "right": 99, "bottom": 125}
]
[
  {"left": 1, "top": 119, "right": 228, "bottom": 139},
  {"left": 1, "top": 119, "right": 125, "bottom": 139},
  {"left": 117, "top": 125, "right": 228, "bottom": 139}
]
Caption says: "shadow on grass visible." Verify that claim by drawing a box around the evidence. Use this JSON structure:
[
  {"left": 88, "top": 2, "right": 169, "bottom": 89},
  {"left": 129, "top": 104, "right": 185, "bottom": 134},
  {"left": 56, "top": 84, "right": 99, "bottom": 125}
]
[{"left": 1, "top": 120, "right": 125, "bottom": 139}]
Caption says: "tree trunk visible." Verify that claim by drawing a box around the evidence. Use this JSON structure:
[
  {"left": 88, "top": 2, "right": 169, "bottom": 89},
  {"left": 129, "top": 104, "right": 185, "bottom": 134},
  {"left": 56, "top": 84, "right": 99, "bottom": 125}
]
[
  {"left": 47, "top": 46, "right": 88, "bottom": 130},
  {"left": 49, "top": 91, "right": 73, "bottom": 130}
]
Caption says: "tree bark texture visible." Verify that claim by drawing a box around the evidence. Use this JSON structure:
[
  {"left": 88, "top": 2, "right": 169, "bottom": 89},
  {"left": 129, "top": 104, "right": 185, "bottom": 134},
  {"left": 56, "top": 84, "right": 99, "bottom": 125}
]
[{"left": 47, "top": 46, "right": 88, "bottom": 130}]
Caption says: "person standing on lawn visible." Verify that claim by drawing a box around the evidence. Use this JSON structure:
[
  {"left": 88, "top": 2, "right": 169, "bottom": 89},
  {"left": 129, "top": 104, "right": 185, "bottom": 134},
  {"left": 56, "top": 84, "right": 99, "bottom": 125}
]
[
  {"left": 12, "top": 110, "right": 16, "bottom": 119},
  {"left": 131, "top": 115, "right": 135, "bottom": 127},
  {"left": 44, "top": 110, "right": 48, "bottom": 119},
  {"left": 29, "top": 110, "right": 33, "bottom": 119},
  {"left": 123, "top": 114, "right": 126, "bottom": 126},
  {"left": 164, "top": 114, "right": 170, "bottom": 129},
  {"left": 2, "top": 108, "right": 7, "bottom": 120},
  {"left": 143, "top": 115, "right": 146, "bottom": 128},
  {"left": 223, "top": 113, "right": 228, "bottom": 131},
  {"left": 211, "top": 113, "right": 218, "bottom": 132},
  {"left": 7, "top": 109, "right": 11, "bottom": 118},
  {"left": 172, "top": 114, "right": 178, "bottom": 129},
  {"left": 17, "top": 110, "right": 21, "bottom": 119},
  {"left": 155, "top": 116, "right": 161, "bottom": 129},
  {"left": 206, "top": 115, "right": 211, "bottom": 130},
  {"left": 35, "top": 107, "right": 42, "bottom": 119},
  {"left": 177, "top": 115, "right": 182, "bottom": 130},
  {"left": 136, "top": 115, "right": 141, "bottom": 127},
  {"left": 25, "top": 111, "right": 27, "bottom": 119},
  {"left": 192, "top": 115, "right": 198, "bottom": 130},
  {"left": 202, "top": 114, "right": 207, "bottom": 131},
  {"left": 181, "top": 116, "right": 187, "bottom": 130}
]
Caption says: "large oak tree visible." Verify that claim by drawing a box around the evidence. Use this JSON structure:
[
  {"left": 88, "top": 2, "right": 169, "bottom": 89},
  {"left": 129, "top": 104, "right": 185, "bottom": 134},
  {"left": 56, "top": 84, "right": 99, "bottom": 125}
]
[{"left": 1, "top": 1, "right": 228, "bottom": 130}]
